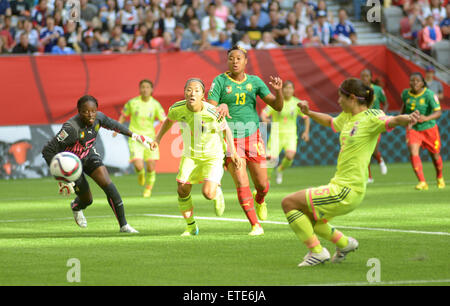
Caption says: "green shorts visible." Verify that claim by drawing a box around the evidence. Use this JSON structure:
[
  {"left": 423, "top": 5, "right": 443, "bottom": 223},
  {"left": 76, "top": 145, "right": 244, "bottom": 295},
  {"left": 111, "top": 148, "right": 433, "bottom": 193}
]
[
  {"left": 128, "top": 138, "right": 159, "bottom": 162},
  {"left": 267, "top": 133, "right": 297, "bottom": 157},
  {"left": 176, "top": 156, "right": 224, "bottom": 185},
  {"left": 306, "top": 183, "right": 365, "bottom": 221}
]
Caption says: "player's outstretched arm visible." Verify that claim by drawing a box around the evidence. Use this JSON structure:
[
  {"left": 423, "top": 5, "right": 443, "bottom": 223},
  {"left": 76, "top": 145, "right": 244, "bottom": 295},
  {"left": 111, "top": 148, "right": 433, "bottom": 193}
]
[
  {"left": 297, "top": 100, "right": 332, "bottom": 128},
  {"left": 263, "top": 76, "right": 284, "bottom": 111},
  {"left": 150, "top": 118, "right": 174, "bottom": 150},
  {"left": 388, "top": 110, "right": 421, "bottom": 128}
]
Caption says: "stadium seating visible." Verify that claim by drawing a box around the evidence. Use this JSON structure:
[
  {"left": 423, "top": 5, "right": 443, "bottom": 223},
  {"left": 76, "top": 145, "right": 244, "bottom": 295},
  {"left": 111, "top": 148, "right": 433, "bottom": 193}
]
[
  {"left": 383, "top": 6, "right": 404, "bottom": 35},
  {"left": 431, "top": 40, "right": 450, "bottom": 68}
]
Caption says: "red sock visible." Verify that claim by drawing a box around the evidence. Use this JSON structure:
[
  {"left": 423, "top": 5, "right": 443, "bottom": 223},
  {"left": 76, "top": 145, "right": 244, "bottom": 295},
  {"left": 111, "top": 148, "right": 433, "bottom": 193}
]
[
  {"left": 368, "top": 165, "right": 372, "bottom": 179},
  {"left": 411, "top": 155, "right": 425, "bottom": 182},
  {"left": 237, "top": 186, "right": 259, "bottom": 226},
  {"left": 433, "top": 155, "right": 443, "bottom": 179},
  {"left": 255, "top": 182, "right": 269, "bottom": 204},
  {"left": 374, "top": 151, "right": 382, "bottom": 164}
]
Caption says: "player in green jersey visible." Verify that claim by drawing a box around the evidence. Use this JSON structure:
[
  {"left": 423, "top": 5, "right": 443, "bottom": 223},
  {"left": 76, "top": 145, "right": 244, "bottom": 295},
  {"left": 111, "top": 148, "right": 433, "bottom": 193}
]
[
  {"left": 401, "top": 72, "right": 444, "bottom": 190},
  {"left": 114, "top": 79, "right": 166, "bottom": 198},
  {"left": 207, "top": 45, "right": 284, "bottom": 236},
  {"left": 360, "top": 69, "right": 389, "bottom": 182},
  {"left": 151, "top": 78, "right": 242, "bottom": 236},
  {"left": 261, "top": 80, "right": 310, "bottom": 185},
  {"left": 281, "top": 78, "right": 420, "bottom": 267}
]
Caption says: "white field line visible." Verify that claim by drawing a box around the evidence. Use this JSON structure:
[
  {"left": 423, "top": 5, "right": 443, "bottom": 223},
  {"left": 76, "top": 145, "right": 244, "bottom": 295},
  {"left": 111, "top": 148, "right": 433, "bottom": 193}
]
[
  {"left": 0, "top": 213, "right": 449, "bottom": 236},
  {"left": 301, "top": 279, "right": 450, "bottom": 286}
]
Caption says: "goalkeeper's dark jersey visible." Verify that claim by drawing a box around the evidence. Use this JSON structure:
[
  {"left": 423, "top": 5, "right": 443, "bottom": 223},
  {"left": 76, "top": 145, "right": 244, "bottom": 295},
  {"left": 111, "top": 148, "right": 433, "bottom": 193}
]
[{"left": 42, "top": 112, "right": 131, "bottom": 165}]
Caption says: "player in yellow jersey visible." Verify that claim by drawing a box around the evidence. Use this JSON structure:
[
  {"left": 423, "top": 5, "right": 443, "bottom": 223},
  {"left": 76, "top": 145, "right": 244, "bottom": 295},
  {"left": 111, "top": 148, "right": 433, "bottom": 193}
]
[
  {"left": 261, "top": 80, "right": 310, "bottom": 184},
  {"left": 114, "top": 79, "right": 166, "bottom": 198},
  {"left": 281, "top": 78, "right": 420, "bottom": 267},
  {"left": 150, "top": 78, "right": 242, "bottom": 236}
]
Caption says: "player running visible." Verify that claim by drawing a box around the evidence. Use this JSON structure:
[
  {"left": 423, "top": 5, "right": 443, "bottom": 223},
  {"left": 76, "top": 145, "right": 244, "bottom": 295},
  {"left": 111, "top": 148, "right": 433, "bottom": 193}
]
[
  {"left": 360, "top": 69, "right": 389, "bottom": 182},
  {"left": 401, "top": 72, "right": 445, "bottom": 190},
  {"left": 42, "top": 95, "right": 151, "bottom": 232},
  {"left": 114, "top": 79, "right": 166, "bottom": 198},
  {"left": 260, "top": 80, "right": 310, "bottom": 184},
  {"left": 207, "top": 45, "right": 284, "bottom": 236},
  {"left": 282, "top": 78, "right": 420, "bottom": 267},
  {"left": 150, "top": 78, "right": 242, "bottom": 236}
]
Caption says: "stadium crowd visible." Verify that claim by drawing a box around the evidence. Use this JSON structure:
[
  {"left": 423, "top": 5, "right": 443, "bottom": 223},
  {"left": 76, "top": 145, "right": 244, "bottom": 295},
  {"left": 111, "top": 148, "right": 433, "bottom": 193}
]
[
  {"left": 0, "top": 0, "right": 361, "bottom": 54},
  {"left": 390, "top": 0, "right": 450, "bottom": 54}
]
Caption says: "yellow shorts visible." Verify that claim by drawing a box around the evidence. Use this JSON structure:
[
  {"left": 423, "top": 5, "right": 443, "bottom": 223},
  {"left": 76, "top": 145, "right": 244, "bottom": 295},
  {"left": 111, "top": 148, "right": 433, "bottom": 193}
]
[
  {"left": 306, "top": 183, "right": 365, "bottom": 221},
  {"left": 176, "top": 156, "right": 224, "bottom": 185},
  {"left": 128, "top": 138, "right": 159, "bottom": 162},
  {"left": 267, "top": 134, "right": 297, "bottom": 157}
]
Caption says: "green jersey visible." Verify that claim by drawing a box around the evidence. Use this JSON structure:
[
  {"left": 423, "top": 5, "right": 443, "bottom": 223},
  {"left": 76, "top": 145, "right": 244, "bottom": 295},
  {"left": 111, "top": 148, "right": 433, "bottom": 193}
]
[
  {"left": 371, "top": 84, "right": 387, "bottom": 110},
  {"left": 208, "top": 72, "right": 271, "bottom": 138},
  {"left": 263, "top": 96, "right": 306, "bottom": 136},
  {"left": 122, "top": 96, "right": 166, "bottom": 138},
  {"left": 401, "top": 88, "right": 441, "bottom": 131},
  {"left": 330, "top": 109, "right": 391, "bottom": 193},
  {"left": 167, "top": 100, "right": 227, "bottom": 160}
]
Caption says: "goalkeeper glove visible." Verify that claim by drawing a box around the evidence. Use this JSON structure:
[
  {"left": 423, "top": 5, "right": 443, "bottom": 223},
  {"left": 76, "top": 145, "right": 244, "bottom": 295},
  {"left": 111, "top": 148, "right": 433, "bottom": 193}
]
[
  {"left": 132, "top": 133, "right": 152, "bottom": 149},
  {"left": 58, "top": 181, "right": 75, "bottom": 196}
]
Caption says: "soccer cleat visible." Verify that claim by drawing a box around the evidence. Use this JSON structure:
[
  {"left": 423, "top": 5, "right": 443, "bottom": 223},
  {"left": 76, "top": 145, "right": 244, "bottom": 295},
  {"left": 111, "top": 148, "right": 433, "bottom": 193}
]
[
  {"left": 138, "top": 172, "right": 145, "bottom": 186},
  {"left": 181, "top": 224, "right": 199, "bottom": 236},
  {"left": 367, "top": 177, "right": 374, "bottom": 184},
  {"left": 248, "top": 224, "right": 264, "bottom": 236},
  {"left": 298, "top": 248, "right": 330, "bottom": 267},
  {"left": 276, "top": 169, "right": 283, "bottom": 185},
  {"left": 213, "top": 187, "right": 225, "bottom": 217},
  {"left": 331, "top": 237, "right": 359, "bottom": 263},
  {"left": 253, "top": 190, "right": 268, "bottom": 221},
  {"left": 437, "top": 178, "right": 445, "bottom": 189},
  {"left": 380, "top": 161, "right": 388, "bottom": 175},
  {"left": 415, "top": 181, "right": 429, "bottom": 191},
  {"left": 120, "top": 224, "right": 139, "bottom": 233},
  {"left": 143, "top": 187, "right": 152, "bottom": 198},
  {"left": 72, "top": 210, "right": 87, "bottom": 228}
]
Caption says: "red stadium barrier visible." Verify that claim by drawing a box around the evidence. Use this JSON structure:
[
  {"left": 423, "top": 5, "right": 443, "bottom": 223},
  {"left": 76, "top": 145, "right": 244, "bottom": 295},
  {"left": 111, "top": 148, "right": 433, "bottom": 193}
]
[{"left": 1, "top": 46, "right": 448, "bottom": 173}]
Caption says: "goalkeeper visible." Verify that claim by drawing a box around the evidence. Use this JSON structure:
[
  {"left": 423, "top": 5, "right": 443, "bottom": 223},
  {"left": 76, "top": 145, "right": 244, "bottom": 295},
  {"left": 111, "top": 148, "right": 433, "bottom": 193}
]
[
  {"left": 42, "top": 95, "right": 151, "bottom": 233},
  {"left": 150, "top": 78, "right": 242, "bottom": 236}
]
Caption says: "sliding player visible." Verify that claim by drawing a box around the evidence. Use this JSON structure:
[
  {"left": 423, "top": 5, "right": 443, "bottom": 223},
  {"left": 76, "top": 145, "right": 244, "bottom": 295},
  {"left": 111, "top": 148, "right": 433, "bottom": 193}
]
[{"left": 282, "top": 78, "right": 420, "bottom": 267}]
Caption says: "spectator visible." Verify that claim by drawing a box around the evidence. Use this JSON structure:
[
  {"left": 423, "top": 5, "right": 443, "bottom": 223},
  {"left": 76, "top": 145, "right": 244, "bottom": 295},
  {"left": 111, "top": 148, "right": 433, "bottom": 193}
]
[
  {"left": 419, "top": 15, "right": 442, "bottom": 53},
  {"left": 0, "top": 16, "right": 16, "bottom": 50},
  {"left": 440, "top": 3, "right": 450, "bottom": 39},
  {"left": 181, "top": 6, "right": 197, "bottom": 28},
  {"left": 263, "top": 6, "right": 289, "bottom": 45},
  {"left": 409, "top": 2, "right": 426, "bottom": 39},
  {"left": 255, "top": 31, "right": 279, "bottom": 49},
  {"left": 302, "top": 23, "right": 321, "bottom": 47},
  {"left": 100, "top": 0, "right": 118, "bottom": 32},
  {"left": 155, "top": 31, "right": 180, "bottom": 52},
  {"left": 293, "top": 0, "right": 315, "bottom": 25},
  {"left": 286, "top": 11, "right": 306, "bottom": 44},
  {"left": 180, "top": 17, "right": 202, "bottom": 51},
  {"left": 288, "top": 32, "right": 302, "bottom": 46},
  {"left": 237, "top": 32, "right": 253, "bottom": 50},
  {"left": 173, "top": 0, "right": 187, "bottom": 21},
  {"left": 0, "top": 0, "right": 11, "bottom": 17},
  {"left": 160, "top": 5, "right": 176, "bottom": 36},
  {"left": 173, "top": 22, "right": 184, "bottom": 49},
  {"left": 31, "top": 0, "right": 48, "bottom": 30},
  {"left": 201, "top": 3, "right": 225, "bottom": 31},
  {"left": 12, "top": 31, "right": 37, "bottom": 53},
  {"left": 64, "top": 20, "right": 82, "bottom": 52},
  {"left": 10, "top": 0, "right": 31, "bottom": 18},
  {"left": 142, "top": 9, "right": 158, "bottom": 41},
  {"left": 200, "top": 16, "right": 220, "bottom": 50},
  {"left": 16, "top": 18, "right": 39, "bottom": 47},
  {"left": 353, "top": 0, "right": 366, "bottom": 21},
  {"left": 333, "top": 9, "right": 357, "bottom": 45},
  {"left": 225, "top": 18, "right": 240, "bottom": 45},
  {"left": 422, "top": 0, "right": 446, "bottom": 24},
  {"left": 51, "top": 36, "right": 75, "bottom": 54},
  {"left": 210, "top": 31, "right": 232, "bottom": 49},
  {"left": 214, "top": 0, "right": 230, "bottom": 24},
  {"left": 0, "top": 35, "right": 8, "bottom": 53},
  {"left": 127, "top": 28, "right": 150, "bottom": 52},
  {"left": 191, "top": 0, "right": 207, "bottom": 22},
  {"left": 316, "top": 0, "right": 333, "bottom": 23},
  {"left": 119, "top": 0, "right": 139, "bottom": 36},
  {"left": 80, "top": 0, "right": 99, "bottom": 25},
  {"left": 250, "top": 0, "right": 271, "bottom": 28},
  {"left": 246, "top": 14, "right": 263, "bottom": 47},
  {"left": 228, "top": 0, "right": 249, "bottom": 32},
  {"left": 39, "top": 15, "right": 64, "bottom": 52},
  {"left": 314, "top": 10, "right": 333, "bottom": 46},
  {"left": 424, "top": 65, "right": 444, "bottom": 100},
  {"left": 109, "top": 24, "right": 128, "bottom": 53}
]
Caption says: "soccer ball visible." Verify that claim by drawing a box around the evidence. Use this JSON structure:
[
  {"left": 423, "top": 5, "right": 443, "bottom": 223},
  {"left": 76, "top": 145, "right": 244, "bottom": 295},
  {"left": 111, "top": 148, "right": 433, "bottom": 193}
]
[{"left": 50, "top": 152, "right": 83, "bottom": 183}]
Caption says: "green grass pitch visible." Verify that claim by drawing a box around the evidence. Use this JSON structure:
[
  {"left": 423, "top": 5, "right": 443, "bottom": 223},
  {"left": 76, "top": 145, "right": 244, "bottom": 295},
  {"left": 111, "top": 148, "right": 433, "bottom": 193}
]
[{"left": 0, "top": 162, "right": 449, "bottom": 286}]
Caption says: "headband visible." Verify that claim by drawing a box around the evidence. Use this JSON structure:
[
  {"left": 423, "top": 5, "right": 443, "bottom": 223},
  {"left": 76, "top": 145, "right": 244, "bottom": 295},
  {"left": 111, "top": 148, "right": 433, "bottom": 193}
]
[{"left": 339, "top": 87, "right": 367, "bottom": 101}]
